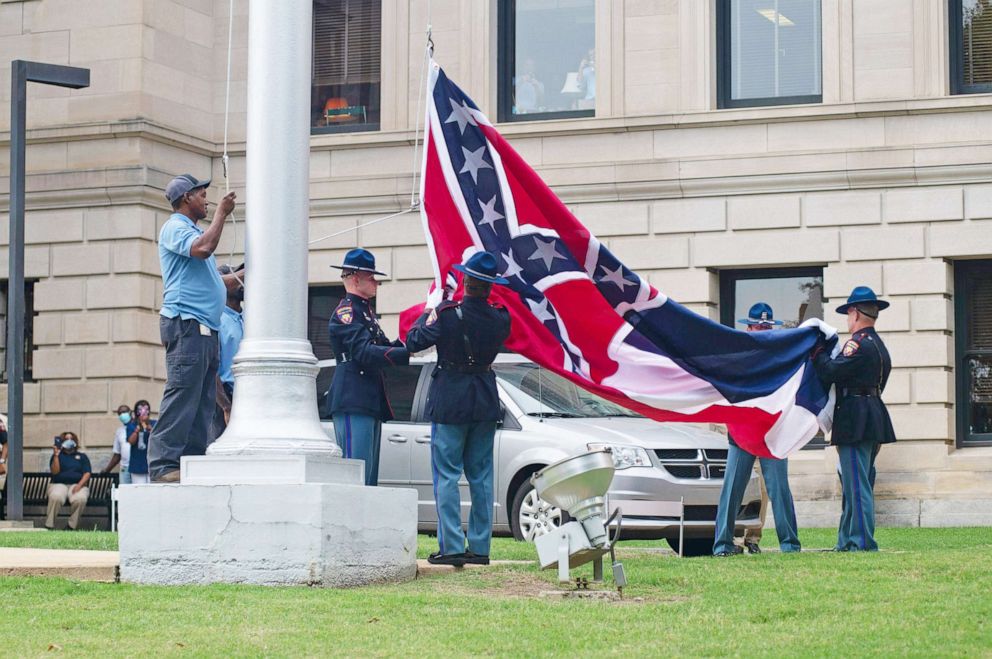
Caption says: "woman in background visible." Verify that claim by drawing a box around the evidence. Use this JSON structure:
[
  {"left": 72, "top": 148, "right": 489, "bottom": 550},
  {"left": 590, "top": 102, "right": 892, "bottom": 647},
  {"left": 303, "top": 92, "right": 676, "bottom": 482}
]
[{"left": 126, "top": 399, "right": 155, "bottom": 484}]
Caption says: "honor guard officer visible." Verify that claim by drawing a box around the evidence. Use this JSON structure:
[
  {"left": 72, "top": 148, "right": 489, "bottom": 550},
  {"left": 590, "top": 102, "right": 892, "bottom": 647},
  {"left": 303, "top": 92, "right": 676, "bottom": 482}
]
[
  {"left": 813, "top": 286, "right": 896, "bottom": 552},
  {"left": 327, "top": 248, "right": 410, "bottom": 486},
  {"left": 713, "top": 303, "right": 801, "bottom": 557},
  {"left": 405, "top": 252, "right": 512, "bottom": 567}
]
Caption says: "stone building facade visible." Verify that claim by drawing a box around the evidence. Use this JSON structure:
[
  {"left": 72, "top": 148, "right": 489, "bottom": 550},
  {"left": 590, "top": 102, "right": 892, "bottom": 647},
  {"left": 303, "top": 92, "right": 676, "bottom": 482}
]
[{"left": 1, "top": 0, "right": 990, "bottom": 525}]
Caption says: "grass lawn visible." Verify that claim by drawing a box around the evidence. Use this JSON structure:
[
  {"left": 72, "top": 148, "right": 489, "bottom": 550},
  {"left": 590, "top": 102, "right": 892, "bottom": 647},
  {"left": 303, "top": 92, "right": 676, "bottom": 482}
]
[{"left": 1, "top": 528, "right": 990, "bottom": 656}]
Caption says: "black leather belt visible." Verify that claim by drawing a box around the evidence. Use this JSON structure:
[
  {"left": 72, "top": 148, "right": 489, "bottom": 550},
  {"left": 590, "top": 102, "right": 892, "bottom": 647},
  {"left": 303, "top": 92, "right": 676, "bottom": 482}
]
[
  {"left": 841, "top": 387, "right": 880, "bottom": 397},
  {"left": 438, "top": 360, "right": 491, "bottom": 374}
]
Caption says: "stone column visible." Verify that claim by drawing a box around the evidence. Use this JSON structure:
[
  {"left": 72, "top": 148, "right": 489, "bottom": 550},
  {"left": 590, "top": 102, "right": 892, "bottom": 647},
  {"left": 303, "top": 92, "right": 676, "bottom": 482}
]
[{"left": 207, "top": 0, "right": 339, "bottom": 457}]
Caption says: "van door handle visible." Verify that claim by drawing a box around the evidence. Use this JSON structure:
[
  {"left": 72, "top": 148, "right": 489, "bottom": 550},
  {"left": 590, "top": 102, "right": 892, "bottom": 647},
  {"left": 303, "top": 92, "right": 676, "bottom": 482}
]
[
  {"left": 415, "top": 435, "right": 432, "bottom": 444},
  {"left": 387, "top": 434, "right": 408, "bottom": 444}
]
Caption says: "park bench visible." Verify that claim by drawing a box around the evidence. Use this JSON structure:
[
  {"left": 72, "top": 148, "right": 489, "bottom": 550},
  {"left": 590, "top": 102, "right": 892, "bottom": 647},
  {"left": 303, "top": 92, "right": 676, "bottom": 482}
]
[{"left": 1, "top": 472, "right": 118, "bottom": 529}]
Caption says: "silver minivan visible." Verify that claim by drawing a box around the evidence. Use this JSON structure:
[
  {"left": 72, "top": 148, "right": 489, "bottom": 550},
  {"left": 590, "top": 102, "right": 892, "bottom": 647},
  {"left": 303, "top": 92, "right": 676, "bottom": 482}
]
[{"left": 318, "top": 355, "right": 761, "bottom": 556}]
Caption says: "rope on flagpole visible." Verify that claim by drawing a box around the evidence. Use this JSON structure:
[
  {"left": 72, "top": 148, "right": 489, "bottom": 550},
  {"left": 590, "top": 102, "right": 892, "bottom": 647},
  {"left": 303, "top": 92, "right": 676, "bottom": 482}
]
[
  {"left": 307, "top": 207, "right": 417, "bottom": 246},
  {"left": 409, "top": 18, "right": 434, "bottom": 210},
  {"left": 220, "top": 0, "right": 244, "bottom": 288}
]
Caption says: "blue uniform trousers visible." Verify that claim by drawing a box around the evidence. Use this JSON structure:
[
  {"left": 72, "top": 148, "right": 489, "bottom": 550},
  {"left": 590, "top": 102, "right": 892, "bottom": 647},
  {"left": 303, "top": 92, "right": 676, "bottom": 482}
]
[
  {"left": 713, "top": 444, "right": 801, "bottom": 554},
  {"left": 333, "top": 414, "right": 382, "bottom": 486},
  {"left": 431, "top": 421, "right": 496, "bottom": 557},
  {"left": 836, "top": 441, "right": 879, "bottom": 551}
]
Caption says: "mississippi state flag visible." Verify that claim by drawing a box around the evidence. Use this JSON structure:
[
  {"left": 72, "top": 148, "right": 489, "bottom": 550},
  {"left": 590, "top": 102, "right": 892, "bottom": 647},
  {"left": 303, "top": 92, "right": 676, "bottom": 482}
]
[{"left": 404, "top": 62, "right": 837, "bottom": 458}]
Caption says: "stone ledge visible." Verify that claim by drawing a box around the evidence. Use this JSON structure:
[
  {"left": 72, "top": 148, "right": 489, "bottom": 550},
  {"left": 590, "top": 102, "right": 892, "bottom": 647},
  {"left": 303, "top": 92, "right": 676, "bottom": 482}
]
[{"left": 118, "top": 481, "right": 417, "bottom": 587}]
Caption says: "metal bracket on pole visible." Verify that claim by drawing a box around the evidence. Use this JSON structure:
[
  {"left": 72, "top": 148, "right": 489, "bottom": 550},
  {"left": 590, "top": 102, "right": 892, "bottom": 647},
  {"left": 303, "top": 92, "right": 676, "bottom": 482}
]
[
  {"left": 557, "top": 532, "right": 570, "bottom": 583},
  {"left": 7, "top": 60, "right": 89, "bottom": 521}
]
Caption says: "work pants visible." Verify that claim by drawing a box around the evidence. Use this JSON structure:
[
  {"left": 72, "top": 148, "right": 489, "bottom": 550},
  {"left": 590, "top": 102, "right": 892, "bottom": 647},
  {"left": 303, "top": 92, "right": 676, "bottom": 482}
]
[
  {"left": 431, "top": 421, "right": 496, "bottom": 557},
  {"left": 149, "top": 317, "right": 219, "bottom": 479},
  {"left": 46, "top": 483, "right": 89, "bottom": 530}
]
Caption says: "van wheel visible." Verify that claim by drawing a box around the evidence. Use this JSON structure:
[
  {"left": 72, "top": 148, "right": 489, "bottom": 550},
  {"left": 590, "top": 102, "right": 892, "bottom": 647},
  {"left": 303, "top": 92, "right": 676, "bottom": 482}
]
[
  {"left": 666, "top": 537, "right": 715, "bottom": 557},
  {"left": 511, "top": 480, "right": 568, "bottom": 542}
]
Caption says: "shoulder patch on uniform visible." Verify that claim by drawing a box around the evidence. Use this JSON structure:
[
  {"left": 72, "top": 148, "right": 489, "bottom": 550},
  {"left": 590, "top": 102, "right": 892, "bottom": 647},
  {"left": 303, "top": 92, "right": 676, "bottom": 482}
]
[
  {"left": 842, "top": 339, "right": 860, "bottom": 357},
  {"left": 426, "top": 308, "right": 438, "bottom": 326},
  {"left": 335, "top": 303, "right": 353, "bottom": 324}
]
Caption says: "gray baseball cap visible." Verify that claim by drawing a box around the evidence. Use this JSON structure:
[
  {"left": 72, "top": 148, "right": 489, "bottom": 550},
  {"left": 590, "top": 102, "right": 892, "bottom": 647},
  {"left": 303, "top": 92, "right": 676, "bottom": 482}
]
[{"left": 165, "top": 173, "right": 211, "bottom": 204}]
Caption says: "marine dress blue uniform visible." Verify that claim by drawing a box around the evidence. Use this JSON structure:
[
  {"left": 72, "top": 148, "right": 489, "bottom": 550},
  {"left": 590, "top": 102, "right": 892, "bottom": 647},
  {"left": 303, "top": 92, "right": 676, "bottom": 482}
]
[
  {"left": 327, "top": 250, "right": 409, "bottom": 486},
  {"left": 814, "top": 287, "right": 896, "bottom": 551},
  {"left": 405, "top": 252, "right": 512, "bottom": 566}
]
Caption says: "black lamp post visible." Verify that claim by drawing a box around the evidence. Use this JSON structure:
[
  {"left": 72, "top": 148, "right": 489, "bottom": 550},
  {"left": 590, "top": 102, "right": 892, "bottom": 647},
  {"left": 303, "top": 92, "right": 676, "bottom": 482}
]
[{"left": 6, "top": 60, "right": 89, "bottom": 521}]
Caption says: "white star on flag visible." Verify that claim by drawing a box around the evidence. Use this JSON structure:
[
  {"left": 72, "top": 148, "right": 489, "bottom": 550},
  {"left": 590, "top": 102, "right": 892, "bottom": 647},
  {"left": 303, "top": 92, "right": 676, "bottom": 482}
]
[
  {"left": 501, "top": 250, "right": 524, "bottom": 280},
  {"left": 459, "top": 145, "right": 493, "bottom": 184},
  {"left": 528, "top": 236, "right": 567, "bottom": 271},
  {"left": 478, "top": 195, "right": 504, "bottom": 231},
  {"left": 527, "top": 297, "right": 556, "bottom": 323},
  {"left": 444, "top": 98, "right": 478, "bottom": 134},
  {"left": 598, "top": 264, "right": 635, "bottom": 290}
]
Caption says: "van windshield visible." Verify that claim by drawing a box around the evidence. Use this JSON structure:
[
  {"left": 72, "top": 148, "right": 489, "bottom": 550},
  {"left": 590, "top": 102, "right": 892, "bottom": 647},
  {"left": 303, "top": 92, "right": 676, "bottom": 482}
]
[{"left": 494, "top": 363, "right": 641, "bottom": 418}]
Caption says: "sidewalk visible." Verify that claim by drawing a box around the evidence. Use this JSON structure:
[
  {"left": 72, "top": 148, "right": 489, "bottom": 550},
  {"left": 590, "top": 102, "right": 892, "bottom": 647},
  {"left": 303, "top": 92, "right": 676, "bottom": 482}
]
[
  {"left": 0, "top": 547, "right": 526, "bottom": 582},
  {"left": 0, "top": 547, "right": 120, "bottom": 581}
]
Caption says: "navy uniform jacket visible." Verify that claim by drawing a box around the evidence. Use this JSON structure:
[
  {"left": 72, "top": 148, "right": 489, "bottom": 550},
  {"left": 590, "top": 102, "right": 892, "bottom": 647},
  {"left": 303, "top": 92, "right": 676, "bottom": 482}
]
[
  {"left": 405, "top": 296, "right": 512, "bottom": 424},
  {"left": 814, "top": 327, "right": 896, "bottom": 446},
  {"left": 327, "top": 293, "right": 410, "bottom": 421}
]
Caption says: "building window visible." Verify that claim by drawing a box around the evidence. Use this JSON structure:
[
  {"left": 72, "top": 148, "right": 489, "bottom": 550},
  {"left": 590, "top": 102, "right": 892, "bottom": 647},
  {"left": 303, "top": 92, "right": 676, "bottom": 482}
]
[
  {"left": 955, "top": 260, "right": 992, "bottom": 446},
  {"left": 308, "top": 284, "right": 347, "bottom": 362},
  {"left": 720, "top": 267, "right": 825, "bottom": 448},
  {"left": 716, "top": 0, "right": 822, "bottom": 108},
  {"left": 950, "top": 0, "right": 992, "bottom": 94},
  {"left": 497, "top": 0, "right": 595, "bottom": 122},
  {"left": 0, "top": 280, "right": 35, "bottom": 383},
  {"left": 311, "top": 0, "right": 381, "bottom": 134}
]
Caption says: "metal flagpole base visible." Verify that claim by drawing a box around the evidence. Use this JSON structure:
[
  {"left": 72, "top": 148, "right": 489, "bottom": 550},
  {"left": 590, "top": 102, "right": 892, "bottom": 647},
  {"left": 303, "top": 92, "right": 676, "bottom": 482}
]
[{"left": 207, "top": 338, "right": 342, "bottom": 457}]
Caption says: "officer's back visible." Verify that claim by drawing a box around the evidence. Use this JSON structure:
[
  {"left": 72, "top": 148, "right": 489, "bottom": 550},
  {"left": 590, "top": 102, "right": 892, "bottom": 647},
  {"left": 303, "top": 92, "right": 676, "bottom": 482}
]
[{"left": 409, "top": 296, "right": 511, "bottom": 424}]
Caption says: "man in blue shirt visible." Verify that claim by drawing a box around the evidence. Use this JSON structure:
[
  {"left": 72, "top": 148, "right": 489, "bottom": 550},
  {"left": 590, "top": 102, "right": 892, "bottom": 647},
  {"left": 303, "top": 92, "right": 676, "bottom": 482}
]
[
  {"left": 148, "top": 174, "right": 236, "bottom": 482},
  {"left": 210, "top": 263, "right": 246, "bottom": 443}
]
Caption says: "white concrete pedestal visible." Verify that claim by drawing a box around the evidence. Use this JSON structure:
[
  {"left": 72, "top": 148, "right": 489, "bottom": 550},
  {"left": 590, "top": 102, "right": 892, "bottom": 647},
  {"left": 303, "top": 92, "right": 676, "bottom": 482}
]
[{"left": 117, "top": 455, "right": 418, "bottom": 587}]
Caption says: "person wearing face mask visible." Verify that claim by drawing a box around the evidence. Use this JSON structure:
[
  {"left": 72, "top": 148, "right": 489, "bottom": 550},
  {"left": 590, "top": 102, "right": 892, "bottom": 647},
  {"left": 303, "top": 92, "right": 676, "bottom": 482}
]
[
  {"left": 813, "top": 286, "right": 895, "bottom": 552},
  {"left": 126, "top": 400, "right": 155, "bottom": 484},
  {"left": 210, "top": 263, "right": 246, "bottom": 443},
  {"left": 46, "top": 432, "right": 91, "bottom": 530},
  {"left": 327, "top": 248, "right": 410, "bottom": 486},
  {"left": 102, "top": 405, "right": 133, "bottom": 484}
]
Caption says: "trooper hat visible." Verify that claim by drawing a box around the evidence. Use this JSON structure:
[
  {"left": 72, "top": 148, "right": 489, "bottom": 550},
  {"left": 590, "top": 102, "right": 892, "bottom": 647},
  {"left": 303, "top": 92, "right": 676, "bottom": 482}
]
[
  {"left": 331, "top": 248, "right": 387, "bottom": 277},
  {"left": 453, "top": 251, "right": 509, "bottom": 285},
  {"left": 835, "top": 285, "right": 889, "bottom": 315},
  {"left": 165, "top": 173, "right": 211, "bottom": 205},
  {"left": 737, "top": 302, "right": 783, "bottom": 326}
]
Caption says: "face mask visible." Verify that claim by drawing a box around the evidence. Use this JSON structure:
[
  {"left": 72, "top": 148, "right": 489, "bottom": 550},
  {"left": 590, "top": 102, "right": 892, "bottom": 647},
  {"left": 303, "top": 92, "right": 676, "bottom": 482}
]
[
  {"left": 62, "top": 439, "right": 77, "bottom": 451},
  {"left": 119, "top": 413, "right": 131, "bottom": 424}
]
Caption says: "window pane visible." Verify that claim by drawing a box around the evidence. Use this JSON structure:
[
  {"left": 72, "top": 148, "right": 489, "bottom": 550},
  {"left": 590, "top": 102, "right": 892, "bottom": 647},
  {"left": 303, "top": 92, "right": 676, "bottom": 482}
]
[
  {"left": 733, "top": 275, "right": 824, "bottom": 328},
  {"left": 962, "top": 0, "right": 992, "bottom": 88},
  {"left": 967, "top": 356, "right": 992, "bottom": 437},
  {"left": 730, "top": 0, "right": 821, "bottom": 101},
  {"left": 382, "top": 365, "right": 423, "bottom": 423},
  {"left": 311, "top": 0, "right": 381, "bottom": 131},
  {"left": 308, "top": 285, "right": 346, "bottom": 362},
  {"left": 512, "top": 0, "right": 595, "bottom": 117}
]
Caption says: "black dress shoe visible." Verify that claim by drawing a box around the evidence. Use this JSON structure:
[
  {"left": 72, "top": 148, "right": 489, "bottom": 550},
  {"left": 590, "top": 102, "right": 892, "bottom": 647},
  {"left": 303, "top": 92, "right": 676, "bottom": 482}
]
[
  {"left": 714, "top": 546, "right": 744, "bottom": 557},
  {"left": 744, "top": 541, "right": 762, "bottom": 555},
  {"left": 427, "top": 552, "right": 467, "bottom": 567},
  {"left": 464, "top": 551, "right": 490, "bottom": 565}
]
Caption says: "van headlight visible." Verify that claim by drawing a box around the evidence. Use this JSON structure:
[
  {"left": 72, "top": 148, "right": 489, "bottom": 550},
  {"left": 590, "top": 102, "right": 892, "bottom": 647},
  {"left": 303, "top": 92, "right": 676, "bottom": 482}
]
[{"left": 587, "top": 443, "right": 652, "bottom": 469}]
